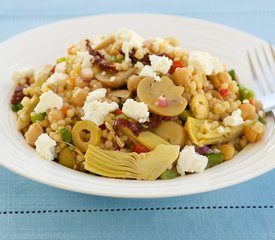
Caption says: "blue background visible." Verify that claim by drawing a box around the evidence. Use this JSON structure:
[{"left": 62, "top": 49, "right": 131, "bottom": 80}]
[{"left": 1, "top": 0, "right": 275, "bottom": 239}]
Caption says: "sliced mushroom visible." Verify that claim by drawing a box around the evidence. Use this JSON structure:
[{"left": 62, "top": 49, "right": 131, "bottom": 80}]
[
  {"left": 95, "top": 68, "right": 135, "bottom": 88},
  {"left": 108, "top": 90, "right": 132, "bottom": 99},
  {"left": 94, "top": 35, "right": 115, "bottom": 50},
  {"left": 137, "top": 76, "right": 187, "bottom": 117}
]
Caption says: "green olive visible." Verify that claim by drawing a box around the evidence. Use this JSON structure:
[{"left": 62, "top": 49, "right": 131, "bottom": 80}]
[
  {"left": 151, "top": 121, "right": 186, "bottom": 148},
  {"left": 72, "top": 120, "right": 101, "bottom": 152},
  {"left": 137, "top": 76, "right": 187, "bottom": 117},
  {"left": 58, "top": 148, "right": 75, "bottom": 169}
]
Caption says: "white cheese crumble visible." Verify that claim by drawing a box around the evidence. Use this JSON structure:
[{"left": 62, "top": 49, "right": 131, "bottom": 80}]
[
  {"left": 55, "top": 61, "right": 67, "bottom": 73},
  {"left": 42, "top": 72, "right": 68, "bottom": 91},
  {"left": 176, "top": 146, "right": 208, "bottom": 175},
  {"left": 139, "top": 65, "right": 161, "bottom": 81},
  {"left": 34, "top": 90, "right": 63, "bottom": 113},
  {"left": 77, "top": 51, "right": 92, "bottom": 69},
  {"left": 223, "top": 109, "right": 244, "bottom": 127},
  {"left": 115, "top": 29, "right": 143, "bottom": 63},
  {"left": 12, "top": 67, "right": 34, "bottom": 84},
  {"left": 122, "top": 99, "right": 149, "bottom": 123},
  {"left": 82, "top": 88, "right": 119, "bottom": 126},
  {"left": 149, "top": 55, "right": 173, "bottom": 74},
  {"left": 242, "top": 99, "right": 249, "bottom": 104},
  {"left": 188, "top": 51, "right": 224, "bottom": 75},
  {"left": 35, "top": 133, "right": 56, "bottom": 161},
  {"left": 135, "top": 61, "right": 144, "bottom": 69},
  {"left": 216, "top": 126, "right": 225, "bottom": 134}
]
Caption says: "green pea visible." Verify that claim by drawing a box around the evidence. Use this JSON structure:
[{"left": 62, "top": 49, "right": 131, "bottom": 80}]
[
  {"left": 206, "top": 152, "right": 224, "bottom": 168},
  {"left": 239, "top": 86, "right": 255, "bottom": 101},
  {"left": 159, "top": 169, "right": 176, "bottom": 180},
  {"left": 258, "top": 116, "right": 267, "bottom": 125}
]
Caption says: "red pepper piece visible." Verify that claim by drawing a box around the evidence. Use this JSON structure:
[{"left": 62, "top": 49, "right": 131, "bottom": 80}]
[
  {"left": 169, "top": 60, "right": 184, "bottom": 74},
  {"left": 133, "top": 144, "right": 149, "bottom": 154}
]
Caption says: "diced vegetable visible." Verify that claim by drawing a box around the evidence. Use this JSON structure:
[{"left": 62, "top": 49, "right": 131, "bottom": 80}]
[
  {"left": 56, "top": 57, "right": 67, "bottom": 64},
  {"left": 30, "top": 112, "right": 46, "bottom": 123},
  {"left": 219, "top": 88, "right": 228, "bottom": 98},
  {"left": 239, "top": 86, "right": 255, "bottom": 101},
  {"left": 258, "top": 116, "right": 267, "bottom": 125},
  {"left": 206, "top": 152, "right": 224, "bottom": 168},
  {"left": 11, "top": 102, "right": 23, "bottom": 112},
  {"left": 179, "top": 110, "right": 191, "bottom": 122},
  {"left": 59, "top": 127, "right": 72, "bottom": 143},
  {"left": 71, "top": 120, "right": 101, "bottom": 152},
  {"left": 84, "top": 144, "right": 180, "bottom": 180},
  {"left": 111, "top": 55, "right": 125, "bottom": 63},
  {"left": 114, "top": 109, "right": 123, "bottom": 115},
  {"left": 228, "top": 69, "right": 237, "bottom": 81},
  {"left": 133, "top": 144, "right": 149, "bottom": 153},
  {"left": 195, "top": 146, "right": 211, "bottom": 155},
  {"left": 159, "top": 169, "right": 176, "bottom": 180},
  {"left": 113, "top": 118, "right": 142, "bottom": 136},
  {"left": 169, "top": 60, "right": 184, "bottom": 74}
]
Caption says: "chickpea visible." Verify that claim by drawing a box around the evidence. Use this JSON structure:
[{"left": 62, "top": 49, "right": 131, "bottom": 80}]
[
  {"left": 24, "top": 123, "right": 43, "bottom": 146},
  {"left": 244, "top": 121, "right": 265, "bottom": 142},
  {"left": 171, "top": 67, "right": 192, "bottom": 86},
  {"left": 71, "top": 88, "right": 88, "bottom": 106},
  {"left": 80, "top": 68, "right": 93, "bottom": 81},
  {"left": 220, "top": 144, "right": 235, "bottom": 160},
  {"left": 127, "top": 75, "right": 142, "bottom": 91},
  {"left": 48, "top": 109, "right": 64, "bottom": 123},
  {"left": 240, "top": 103, "right": 256, "bottom": 120}
]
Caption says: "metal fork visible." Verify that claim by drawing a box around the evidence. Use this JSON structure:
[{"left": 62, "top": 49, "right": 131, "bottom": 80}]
[{"left": 247, "top": 42, "right": 275, "bottom": 116}]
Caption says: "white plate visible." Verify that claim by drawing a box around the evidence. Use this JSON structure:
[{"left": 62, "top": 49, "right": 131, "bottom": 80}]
[{"left": 0, "top": 14, "right": 274, "bottom": 198}]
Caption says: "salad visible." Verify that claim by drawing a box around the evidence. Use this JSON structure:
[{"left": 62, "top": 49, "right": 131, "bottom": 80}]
[{"left": 10, "top": 29, "right": 266, "bottom": 180}]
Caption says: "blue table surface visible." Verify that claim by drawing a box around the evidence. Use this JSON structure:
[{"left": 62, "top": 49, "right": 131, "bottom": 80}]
[{"left": 1, "top": 0, "right": 275, "bottom": 239}]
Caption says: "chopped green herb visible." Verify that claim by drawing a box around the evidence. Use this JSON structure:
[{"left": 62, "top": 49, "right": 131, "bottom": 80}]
[
  {"left": 258, "top": 116, "right": 267, "bottom": 125},
  {"left": 30, "top": 112, "right": 46, "bottom": 123},
  {"left": 11, "top": 102, "right": 23, "bottom": 112},
  {"left": 239, "top": 86, "right": 255, "bottom": 101},
  {"left": 228, "top": 69, "right": 237, "bottom": 81},
  {"left": 159, "top": 169, "right": 176, "bottom": 180},
  {"left": 111, "top": 55, "right": 125, "bottom": 63},
  {"left": 179, "top": 110, "right": 191, "bottom": 122},
  {"left": 59, "top": 127, "right": 72, "bottom": 143},
  {"left": 206, "top": 152, "right": 224, "bottom": 168},
  {"left": 115, "top": 113, "right": 127, "bottom": 119},
  {"left": 141, "top": 124, "right": 149, "bottom": 129},
  {"left": 118, "top": 101, "right": 125, "bottom": 109},
  {"left": 56, "top": 57, "right": 67, "bottom": 64}
]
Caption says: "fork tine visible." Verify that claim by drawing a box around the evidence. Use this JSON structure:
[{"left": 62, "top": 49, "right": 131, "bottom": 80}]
[
  {"left": 254, "top": 44, "right": 275, "bottom": 93},
  {"left": 269, "top": 42, "right": 275, "bottom": 60},
  {"left": 261, "top": 43, "right": 275, "bottom": 90},
  {"left": 247, "top": 48, "right": 268, "bottom": 95}
]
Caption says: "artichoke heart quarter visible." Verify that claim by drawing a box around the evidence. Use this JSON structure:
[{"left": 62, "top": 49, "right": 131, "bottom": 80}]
[{"left": 84, "top": 144, "right": 180, "bottom": 180}]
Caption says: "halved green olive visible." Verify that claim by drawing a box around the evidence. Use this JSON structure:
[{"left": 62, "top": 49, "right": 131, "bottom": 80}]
[
  {"left": 72, "top": 120, "right": 101, "bottom": 152},
  {"left": 58, "top": 147, "right": 75, "bottom": 169}
]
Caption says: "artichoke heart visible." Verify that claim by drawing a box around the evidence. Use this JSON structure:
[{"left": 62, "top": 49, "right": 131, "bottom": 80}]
[
  {"left": 84, "top": 144, "right": 180, "bottom": 180},
  {"left": 186, "top": 117, "right": 243, "bottom": 147}
]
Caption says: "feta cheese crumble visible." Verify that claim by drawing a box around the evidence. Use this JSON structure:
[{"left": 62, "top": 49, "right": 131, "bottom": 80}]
[
  {"left": 223, "top": 109, "right": 244, "bottom": 127},
  {"left": 35, "top": 133, "right": 56, "bottom": 161},
  {"left": 176, "top": 146, "right": 208, "bottom": 175},
  {"left": 42, "top": 72, "right": 68, "bottom": 91},
  {"left": 122, "top": 99, "right": 149, "bottom": 123},
  {"left": 34, "top": 90, "right": 63, "bottom": 113},
  {"left": 12, "top": 67, "right": 34, "bottom": 84},
  {"left": 77, "top": 51, "right": 92, "bottom": 69},
  {"left": 188, "top": 51, "right": 224, "bottom": 75},
  {"left": 55, "top": 61, "right": 67, "bottom": 73},
  {"left": 139, "top": 65, "right": 161, "bottom": 81},
  {"left": 82, "top": 88, "right": 119, "bottom": 126},
  {"left": 115, "top": 29, "right": 143, "bottom": 63},
  {"left": 149, "top": 55, "right": 173, "bottom": 74}
]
